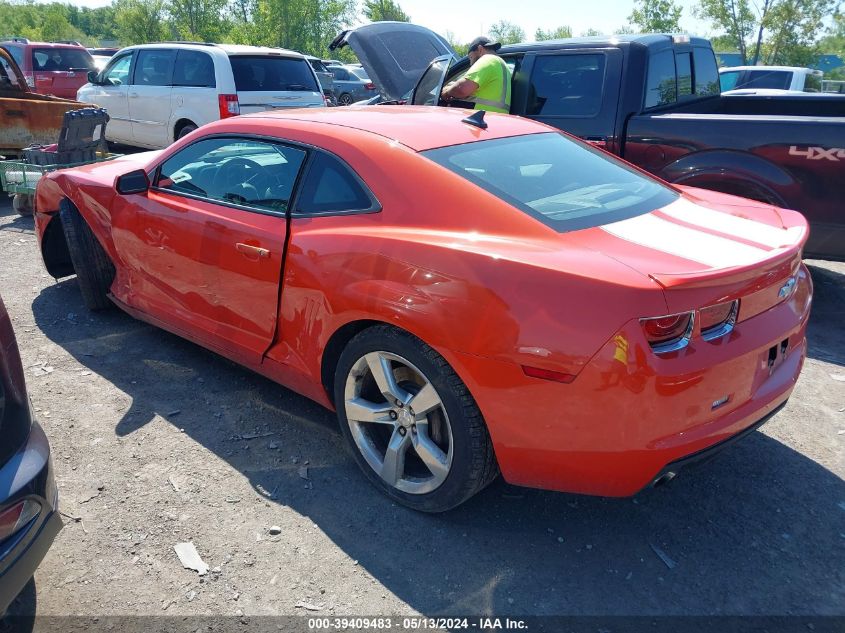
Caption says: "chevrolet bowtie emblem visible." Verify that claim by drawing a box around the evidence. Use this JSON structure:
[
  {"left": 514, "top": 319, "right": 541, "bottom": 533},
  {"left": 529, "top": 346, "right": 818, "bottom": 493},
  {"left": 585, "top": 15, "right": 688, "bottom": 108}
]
[{"left": 778, "top": 277, "right": 797, "bottom": 299}]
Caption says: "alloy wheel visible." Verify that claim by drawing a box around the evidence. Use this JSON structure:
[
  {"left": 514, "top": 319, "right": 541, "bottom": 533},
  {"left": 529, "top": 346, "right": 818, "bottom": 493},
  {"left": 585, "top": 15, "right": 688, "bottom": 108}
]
[{"left": 343, "top": 351, "right": 453, "bottom": 494}]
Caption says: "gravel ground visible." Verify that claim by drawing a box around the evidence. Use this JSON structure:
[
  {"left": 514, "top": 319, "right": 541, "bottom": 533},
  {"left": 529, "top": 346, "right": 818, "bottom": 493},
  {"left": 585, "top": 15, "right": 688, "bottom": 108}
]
[{"left": 0, "top": 195, "right": 843, "bottom": 620}]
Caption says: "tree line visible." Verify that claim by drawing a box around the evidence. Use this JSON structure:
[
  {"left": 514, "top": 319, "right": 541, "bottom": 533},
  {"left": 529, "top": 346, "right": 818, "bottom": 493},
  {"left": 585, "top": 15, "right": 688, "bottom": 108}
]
[{"left": 1, "top": 0, "right": 842, "bottom": 76}]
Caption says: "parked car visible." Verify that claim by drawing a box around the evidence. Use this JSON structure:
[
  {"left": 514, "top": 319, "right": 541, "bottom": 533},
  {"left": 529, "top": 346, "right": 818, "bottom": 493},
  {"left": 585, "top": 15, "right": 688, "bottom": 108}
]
[
  {"left": 0, "top": 294, "right": 61, "bottom": 614},
  {"left": 305, "top": 55, "right": 338, "bottom": 105},
  {"left": 77, "top": 42, "right": 325, "bottom": 149},
  {"left": 719, "top": 65, "right": 823, "bottom": 93},
  {"left": 0, "top": 47, "right": 93, "bottom": 160},
  {"left": 328, "top": 64, "right": 377, "bottom": 105},
  {"left": 0, "top": 38, "right": 96, "bottom": 99},
  {"left": 34, "top": 107, "right": 811, "bottom": 512},
  {"left": 331, "top": 25, "right": 845, "bottom": 261}
]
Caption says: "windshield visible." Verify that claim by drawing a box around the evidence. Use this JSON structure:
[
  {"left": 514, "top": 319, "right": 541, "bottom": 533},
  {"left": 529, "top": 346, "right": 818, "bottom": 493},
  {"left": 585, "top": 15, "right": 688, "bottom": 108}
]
[
  {"left": 422, "top": 132, "right": 679, "bottom": 233},
  {"left": 32, "top": 47, "right": 95, "bottom": 71},
  {"left": 229, "top": 55, "right": 319, "bottom": 92}
]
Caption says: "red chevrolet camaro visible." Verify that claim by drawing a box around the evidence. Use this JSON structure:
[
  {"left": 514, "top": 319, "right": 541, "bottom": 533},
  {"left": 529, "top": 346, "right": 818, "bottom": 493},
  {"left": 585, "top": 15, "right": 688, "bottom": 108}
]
[{"left": 34, "top": 107, "right": 812, "bottom": 512}]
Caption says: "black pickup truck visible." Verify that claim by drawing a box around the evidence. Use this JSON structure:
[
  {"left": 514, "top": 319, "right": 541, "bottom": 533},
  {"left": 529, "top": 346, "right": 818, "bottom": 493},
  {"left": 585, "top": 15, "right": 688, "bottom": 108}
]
[{"left": 331, "top": 25, "right": 845, "bottom": 260}]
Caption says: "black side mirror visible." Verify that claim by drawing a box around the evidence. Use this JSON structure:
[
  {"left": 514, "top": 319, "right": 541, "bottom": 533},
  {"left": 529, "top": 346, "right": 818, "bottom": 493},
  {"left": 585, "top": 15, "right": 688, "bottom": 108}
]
[
  {"left": 87, "top": 70, "right": 99, "bottom": 84},
  {"left": 116, "top": 169, "right": 149, "bottom": 195}
]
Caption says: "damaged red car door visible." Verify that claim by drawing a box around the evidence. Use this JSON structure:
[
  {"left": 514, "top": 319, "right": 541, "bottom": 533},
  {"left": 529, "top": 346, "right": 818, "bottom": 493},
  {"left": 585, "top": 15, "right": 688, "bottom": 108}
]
[{"left": 108, "top": 136, "right": 306, "bottom": 363}]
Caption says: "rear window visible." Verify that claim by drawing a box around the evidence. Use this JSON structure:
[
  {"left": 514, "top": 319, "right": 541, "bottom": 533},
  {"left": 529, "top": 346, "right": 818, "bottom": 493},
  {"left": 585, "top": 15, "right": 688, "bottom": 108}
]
[
  {"left": 423, "top": 133, "right": 678, "bottom": 233},
  {"left": 229, "top": 55, "right": 319, "bottom": 92},
  {"left": 32, "top": 47, "right": 95, "bottom": 71},
  {"left": 736, "top": 70, "right": 791, "bottom": 90}
]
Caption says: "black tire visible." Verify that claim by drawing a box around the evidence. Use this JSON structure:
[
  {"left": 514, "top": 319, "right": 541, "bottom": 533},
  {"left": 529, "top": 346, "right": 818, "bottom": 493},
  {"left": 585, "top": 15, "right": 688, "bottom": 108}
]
[
  {"left": 12, "top": 194, "right": 33, "bottom": 217},
  {"left": 176, "top": 123, "right": 197, "bottom": 140},
  {"left": 334, "top": 325, "right": 498, "bottom": 512},
  {"left": 59, "top": 199, "right": 115, "bottom": 311},
  {"left": 338, "top": 93, "right": 353, "bottom": 106}
]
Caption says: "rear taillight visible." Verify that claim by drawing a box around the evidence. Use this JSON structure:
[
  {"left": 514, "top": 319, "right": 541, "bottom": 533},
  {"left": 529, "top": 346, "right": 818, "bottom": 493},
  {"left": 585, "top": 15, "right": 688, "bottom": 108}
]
[
  {"left": 640, "top": 311, "right": 694, "bottom": 353},
  {"left": 700, "top": 300, "right": 739, "bottom": 341},
  {"left": 23, "top": 71, "right": 34, "bottom": 88},
  {"left": 218, "top": 94, "right": 240, "bottom": 119},
  {"left": 0, "top": 499, "right": 41, "bottom": 543},
  {"left": 364, "top": 82, "right": 376, "bottom": 90}
]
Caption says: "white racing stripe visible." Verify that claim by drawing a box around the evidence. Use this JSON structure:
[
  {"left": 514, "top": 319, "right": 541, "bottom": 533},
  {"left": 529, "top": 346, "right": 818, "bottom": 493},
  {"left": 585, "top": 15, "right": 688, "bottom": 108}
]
[
  {"left": 660, "top": 198, "right": 803, "bottom": 250},
  {"left": 602, "top": 212, "right": 773, "bottom": 269}
]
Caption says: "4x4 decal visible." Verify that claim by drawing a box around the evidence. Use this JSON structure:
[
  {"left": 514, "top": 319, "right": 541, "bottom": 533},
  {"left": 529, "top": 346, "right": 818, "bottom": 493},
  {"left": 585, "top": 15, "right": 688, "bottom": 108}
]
[{"left": 788, "top": 146, "right": 845, "bottom": 161}]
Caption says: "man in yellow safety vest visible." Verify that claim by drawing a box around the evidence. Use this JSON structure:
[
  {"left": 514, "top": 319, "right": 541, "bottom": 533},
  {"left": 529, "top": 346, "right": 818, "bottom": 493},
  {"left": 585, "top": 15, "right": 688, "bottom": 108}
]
[{"left": 440, "top": 36, "right": 512, "bottom": 114}]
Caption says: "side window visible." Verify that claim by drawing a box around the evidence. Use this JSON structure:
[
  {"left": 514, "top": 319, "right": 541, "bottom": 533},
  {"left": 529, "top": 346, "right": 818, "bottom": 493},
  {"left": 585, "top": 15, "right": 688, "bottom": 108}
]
[
  {"left": 173, "top": 50, "right": 216, "bottom": 88},
  {"left": 331, "top": 67, "right": 349, "bottom": 81},
  {"left": 676, "top": 53, "right": 692, "bottom": 98},
  {"left": 295, "top": 152, "right": 377, "bottom": 215},
  {"left": 156, "top": 138, "right": 307, "bottom": 213},
  {"left": 805, "top": 72, "right": 822, "bottom": 93},
  {"left": 0, "top": 56, "right": 21, "bottom": 89},
  {"left": 2, "top": 45, "right": 24, "bottom": 68},
  {"left": 693, "top": 47, "right": 720, "bottom": 95},
  {"left": 102, "top": 53, "right": 132, "bottom": 86},
  {"left": 32, "top": 50, "right": 48, "bottom": 70},
  {"left": 133, "top": 49, "right": 175, "bottom": 87},
  {"left": 645, "top": 49, "right": 676, "bottom": 109},
  {"left": 527, "top": 54, "right": 606, "bottom": 117}
]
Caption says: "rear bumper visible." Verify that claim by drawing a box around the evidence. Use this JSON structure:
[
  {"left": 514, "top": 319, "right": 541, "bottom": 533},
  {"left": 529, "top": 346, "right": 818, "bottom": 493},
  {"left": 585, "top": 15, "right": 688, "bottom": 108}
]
[
  {"left": 647, "top": 400, "right": 787, "bottom": 489},
  {"left": 447, "top": 265, "right": 812, "bottom": 497},
  {"left": 0, "top": 420, "right": 61, "bottom": 614}
]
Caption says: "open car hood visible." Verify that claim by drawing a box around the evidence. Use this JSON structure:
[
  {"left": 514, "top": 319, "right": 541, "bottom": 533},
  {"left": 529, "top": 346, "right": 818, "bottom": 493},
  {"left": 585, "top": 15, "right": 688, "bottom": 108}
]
[{"left": 330, "top": 22, "right": 456, "bottom": 102}]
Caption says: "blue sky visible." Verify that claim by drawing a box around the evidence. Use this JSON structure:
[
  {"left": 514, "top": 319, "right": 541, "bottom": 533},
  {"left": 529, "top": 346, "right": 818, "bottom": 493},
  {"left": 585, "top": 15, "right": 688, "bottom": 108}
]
[{"left": 39, "top": 0, "right": 715, "bottom": 42}]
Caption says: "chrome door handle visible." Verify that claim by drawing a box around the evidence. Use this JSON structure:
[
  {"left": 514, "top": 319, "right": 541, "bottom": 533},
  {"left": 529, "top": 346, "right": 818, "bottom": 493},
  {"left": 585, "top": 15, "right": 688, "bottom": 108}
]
[
  {"left": 235, "top": 243, "right": 270, "bottom": 258},
  {"left": 129, "top": 92, "right": 139, "bottom": 98}
]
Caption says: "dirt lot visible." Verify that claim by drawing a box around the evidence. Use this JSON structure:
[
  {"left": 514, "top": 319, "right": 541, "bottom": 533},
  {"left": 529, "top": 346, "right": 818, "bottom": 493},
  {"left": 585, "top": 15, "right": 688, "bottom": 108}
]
[{"left": 0, "top": 195, "right": 843, "bottom": 621}]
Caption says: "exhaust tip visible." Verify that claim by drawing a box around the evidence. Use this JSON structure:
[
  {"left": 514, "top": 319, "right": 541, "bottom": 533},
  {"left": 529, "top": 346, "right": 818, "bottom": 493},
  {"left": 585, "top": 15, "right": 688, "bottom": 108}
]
[{"left": 653, "top": 472, "right": 677, "bottom": 488}]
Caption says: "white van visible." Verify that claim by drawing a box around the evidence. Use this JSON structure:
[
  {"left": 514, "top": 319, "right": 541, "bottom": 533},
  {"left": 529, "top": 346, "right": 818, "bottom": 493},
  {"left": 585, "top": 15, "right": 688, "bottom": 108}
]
[{"left": 78, "top": 42, "right": 325, "bottom": 149}]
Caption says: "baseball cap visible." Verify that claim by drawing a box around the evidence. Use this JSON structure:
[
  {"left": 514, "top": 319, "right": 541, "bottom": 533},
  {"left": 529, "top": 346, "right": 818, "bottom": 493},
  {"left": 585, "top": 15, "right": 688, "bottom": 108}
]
[{"left": 468, "top": 36, "right": 502, "bottom": 53}]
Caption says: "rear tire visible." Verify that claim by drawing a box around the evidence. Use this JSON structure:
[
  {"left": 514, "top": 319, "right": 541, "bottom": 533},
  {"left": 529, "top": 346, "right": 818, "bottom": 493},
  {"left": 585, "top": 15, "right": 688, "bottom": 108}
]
[
  {"left": 176, "top": 122, "right": 197, "bottom": 140},
  {"left": 338, "top": 93, "right": 353, "bottom": 106},
  {"left": 334, "top": 325, "right": 498, "bottom": 512},
  {"left": 59, "top": 199, "right": 115, "bottom": 311},
  {"left": 12, "top": 194, "right": 34, "bottom": 216}
]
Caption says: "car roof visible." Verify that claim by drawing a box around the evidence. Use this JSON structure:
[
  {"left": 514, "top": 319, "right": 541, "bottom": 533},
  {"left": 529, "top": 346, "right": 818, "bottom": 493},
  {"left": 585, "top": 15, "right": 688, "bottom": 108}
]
[
  {"left": 239, "top": 105, "right": 552, "bottom": 152},
  {"left": 119, "top": 42, "right": 305, "bottom": 58},
  {"left": 1, "top": 40, "right": 86, "bottom": 50},
  {"left": 499, "top": 33, "right": 711, "bottom": 53},
  {"left": 720, "top": 65, "right": 815, "bottom": 72}
]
